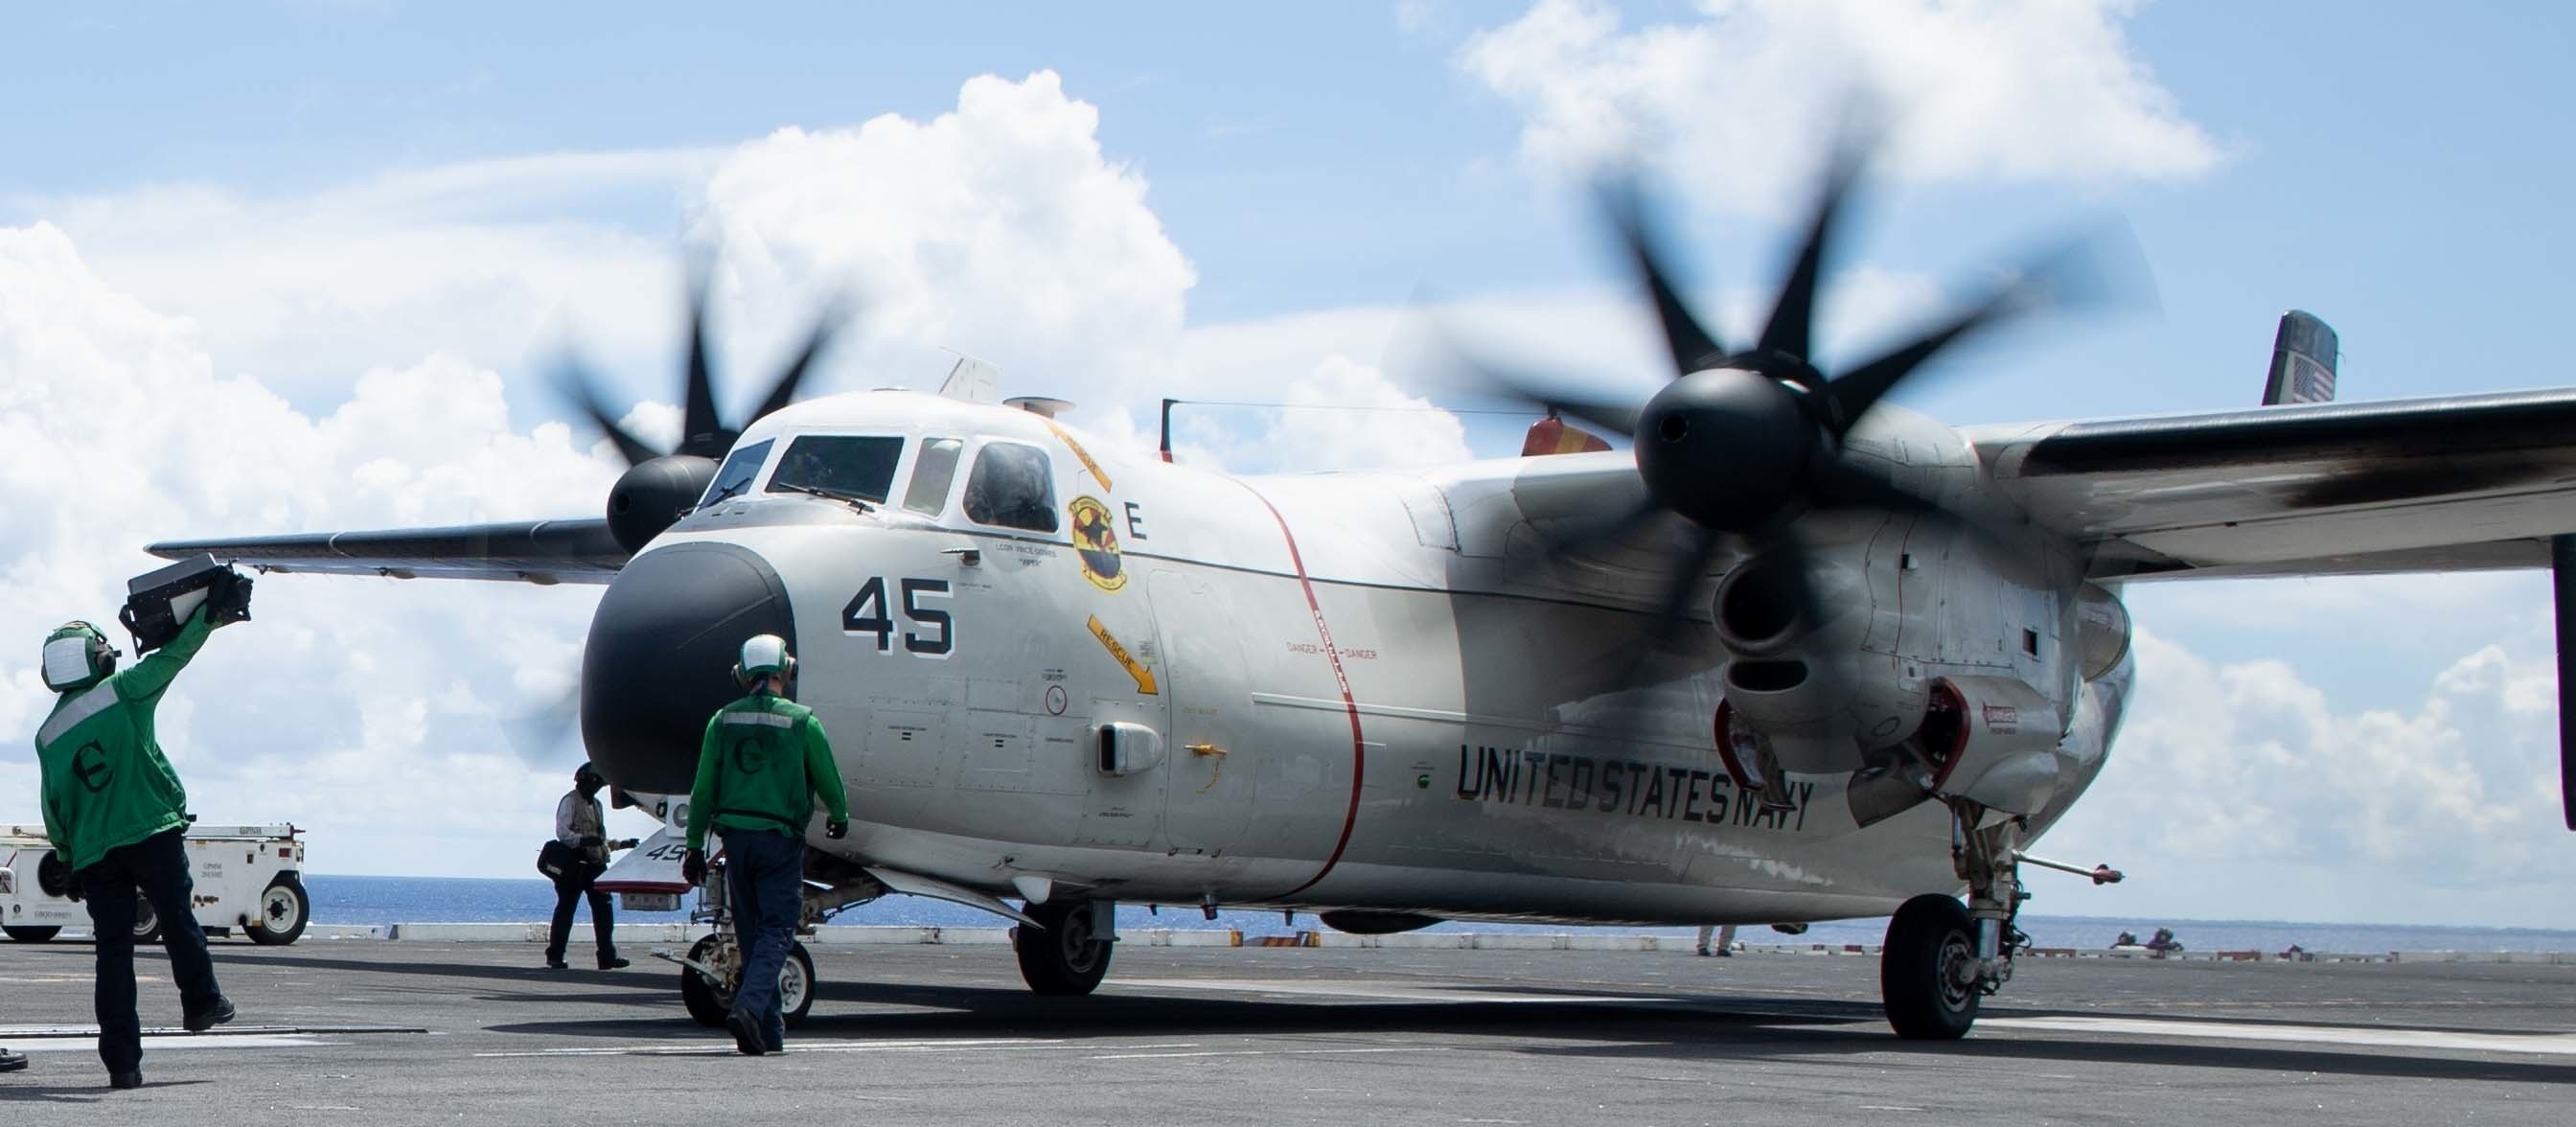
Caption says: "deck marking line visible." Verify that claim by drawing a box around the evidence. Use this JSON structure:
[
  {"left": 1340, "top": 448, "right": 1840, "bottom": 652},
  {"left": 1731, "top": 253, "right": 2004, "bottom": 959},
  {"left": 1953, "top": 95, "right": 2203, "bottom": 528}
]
[
  {"left": 1983, "top": 1015, "right": 2576, "bottom": 1056},
  {"left": 1090, "top": 1046, "right": 1452, "bottom": 1061}
]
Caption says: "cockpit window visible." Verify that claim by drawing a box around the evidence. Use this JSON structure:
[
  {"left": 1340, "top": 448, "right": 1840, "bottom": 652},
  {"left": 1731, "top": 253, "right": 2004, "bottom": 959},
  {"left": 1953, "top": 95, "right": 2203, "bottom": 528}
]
[
  {"left": 699, "top": 439, "right": 775, "bottom": 508},
  {"left": 766, "top": 435, "right": 904, "bottom": 504},
  {"left": 963, "top": 442, "right": 1058, "bottom": 533},
  {"left": 904, "top": 437, "right": 964, "bottom": 516}
]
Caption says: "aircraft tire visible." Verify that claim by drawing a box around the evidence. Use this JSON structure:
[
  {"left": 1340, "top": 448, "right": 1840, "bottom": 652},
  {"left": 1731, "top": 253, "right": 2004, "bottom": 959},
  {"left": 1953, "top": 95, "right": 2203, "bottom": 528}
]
[
  {"left": 1, "top": 926, "right": 59, "bottom": 943},
  {"left": 247, "top": 875, "right": 310, "bottom": 946},
  {"left": 1881, "top": 893, "right": 1978, "bottom": 1040},
  {"left": 679, "top": 934, "right": 816, "bottom": 1028},
  {"left": 1013, "top": 900, "right": 1113, "bottom": 997},
  {"left": 679, "top": 934, "right": 729, "bottom": 1028}
]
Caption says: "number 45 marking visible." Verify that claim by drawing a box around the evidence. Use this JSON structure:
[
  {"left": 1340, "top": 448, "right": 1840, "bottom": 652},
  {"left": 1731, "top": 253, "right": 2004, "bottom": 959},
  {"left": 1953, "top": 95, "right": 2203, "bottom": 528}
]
[{"left": 843, "top": 577, "right": 954, "bottom": 656}]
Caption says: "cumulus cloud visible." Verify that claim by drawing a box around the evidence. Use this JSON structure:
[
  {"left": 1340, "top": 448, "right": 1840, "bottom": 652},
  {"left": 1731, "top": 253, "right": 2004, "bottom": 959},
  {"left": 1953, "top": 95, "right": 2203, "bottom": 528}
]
[
  {"left": 2039, "top": 616, "right": 2576, "bottom": 927},
  {"left": 16, "top": 150, "right": 711, "bottom": 406},
  {"left": 0, "top": 221, "right": 632, "bottom": 876},
  {"left": 1460, "top": 0, "right": 2223, "bottom": 213},
  {"left": 669, "top": 71, "right": 1501, "bottom": 475},
  {"left": 692, "top": 73, "right": 1194, "bottom": 396}
]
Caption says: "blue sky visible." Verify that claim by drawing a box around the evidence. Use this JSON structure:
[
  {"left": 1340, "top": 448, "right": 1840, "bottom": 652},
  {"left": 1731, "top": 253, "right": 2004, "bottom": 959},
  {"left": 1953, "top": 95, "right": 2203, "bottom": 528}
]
[
  {"left": 4, "top": 1, "right": 2574, "bottom": 923},
  {"left": 10, "top": 0, "right": 2571, "bottom": 416}
]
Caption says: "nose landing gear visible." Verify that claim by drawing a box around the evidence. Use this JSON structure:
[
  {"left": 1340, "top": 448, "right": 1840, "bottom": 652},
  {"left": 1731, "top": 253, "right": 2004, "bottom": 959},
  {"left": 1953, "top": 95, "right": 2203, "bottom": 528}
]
[{"left": 656, "top": 855, "right": 829, "bottom": 1029}]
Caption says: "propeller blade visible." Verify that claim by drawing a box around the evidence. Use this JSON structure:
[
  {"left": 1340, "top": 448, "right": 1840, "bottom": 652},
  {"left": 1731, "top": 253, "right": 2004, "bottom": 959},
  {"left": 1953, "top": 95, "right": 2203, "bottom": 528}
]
[
  {"left": 554, "top": 357, "right": 662, "bottom": 468},
  {"left": 747, "top": 308, "right": 842, "bottom": 427},
  {"left": 1543, "top": 499, "right": 1668, "bottom": 564},
  {"left": 2553, "top": 535, "right": 2576, "bottom": 830},
  {"left": 679, "top": 264, "right": 725, "bottom": 457},
  {"left": 1818, "top": 228, "right": 2130, "bottom": 435},
  {"left": 503, "top": 679, "right": 584, "bottom": 765},
  {"left": 1755, "top": 140, "right": 1868, "bottom": 373},
  {"left": 1402, "top": 309, "right": 1646, "bottom": 438},
  {"left": 1807, "top": 458, "right": 1942, "bottom": 517},
  {"left": 1601, "top": 178, "right": 1728, "bottom": 375},
  {"left": 1622, "top": 528, "right": 1727, "bottom": 684},
  {"left": 1808, "top": 456, "right": 2026, "bottom": 563}
]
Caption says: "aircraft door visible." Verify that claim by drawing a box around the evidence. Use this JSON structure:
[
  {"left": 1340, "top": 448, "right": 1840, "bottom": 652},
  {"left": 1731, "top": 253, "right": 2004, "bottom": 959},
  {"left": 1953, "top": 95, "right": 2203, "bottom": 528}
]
[{"left": 1148, "top": 569, "right": 1255, "bottom": 856}]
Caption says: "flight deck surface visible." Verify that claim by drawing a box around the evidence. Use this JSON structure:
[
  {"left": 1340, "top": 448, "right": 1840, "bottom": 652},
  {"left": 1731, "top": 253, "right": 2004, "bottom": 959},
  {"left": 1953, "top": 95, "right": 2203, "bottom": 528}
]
[{"left": 0, "top": 939, "right": 2566, "bottom": 1124}]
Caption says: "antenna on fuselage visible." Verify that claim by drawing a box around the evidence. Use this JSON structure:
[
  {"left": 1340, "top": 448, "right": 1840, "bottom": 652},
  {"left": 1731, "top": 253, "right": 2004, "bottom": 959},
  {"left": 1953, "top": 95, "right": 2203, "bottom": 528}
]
[
  {"left": 1004, "top": 397, "right": 1074, "bottom": 419},
  {"left": 938, "top": 352, "right": 1000, "bottom": 402}
]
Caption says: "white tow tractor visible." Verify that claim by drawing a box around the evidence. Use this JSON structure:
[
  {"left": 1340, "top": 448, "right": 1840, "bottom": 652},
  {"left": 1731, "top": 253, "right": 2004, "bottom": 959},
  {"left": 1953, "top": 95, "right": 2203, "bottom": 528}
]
[{"left": 0, "top": 823, "right": 311, "bottom": 945}]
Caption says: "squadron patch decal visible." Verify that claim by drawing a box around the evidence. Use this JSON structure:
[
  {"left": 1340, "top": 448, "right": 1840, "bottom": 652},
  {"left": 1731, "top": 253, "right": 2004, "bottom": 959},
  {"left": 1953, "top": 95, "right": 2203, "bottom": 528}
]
[{"left": 1067, "top": 494, "right": 1127, "bottom": 591}]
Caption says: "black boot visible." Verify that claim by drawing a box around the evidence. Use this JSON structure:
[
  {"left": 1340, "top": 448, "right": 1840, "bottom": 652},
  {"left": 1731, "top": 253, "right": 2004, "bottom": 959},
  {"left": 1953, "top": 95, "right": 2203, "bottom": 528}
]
[{"left": 183, "top": 996, "right": 236, "bottom": 1033}]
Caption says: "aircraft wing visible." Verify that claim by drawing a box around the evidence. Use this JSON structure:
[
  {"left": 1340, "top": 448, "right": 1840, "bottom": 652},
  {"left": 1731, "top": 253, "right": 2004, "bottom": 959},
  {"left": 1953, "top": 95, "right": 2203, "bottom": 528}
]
[
  {"left": 145, "top": 518, "right": 627, "bottom": 585},
  {"left": 1967, "top": 388, "right": 2576, "bottom": 580}
]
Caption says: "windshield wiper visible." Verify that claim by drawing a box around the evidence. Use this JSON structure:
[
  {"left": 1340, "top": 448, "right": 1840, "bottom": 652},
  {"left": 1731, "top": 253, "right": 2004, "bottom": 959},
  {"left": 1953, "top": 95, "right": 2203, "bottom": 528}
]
[{"left": 772, "top": 481, "right": 878, "bottom": 513}]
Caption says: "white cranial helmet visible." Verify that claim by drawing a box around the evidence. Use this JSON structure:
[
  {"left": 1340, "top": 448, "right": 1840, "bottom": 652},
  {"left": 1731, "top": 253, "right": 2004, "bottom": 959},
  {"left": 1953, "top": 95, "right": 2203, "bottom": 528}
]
[{"left": 733, "top": 633, "right": 794, "bottom": 688}]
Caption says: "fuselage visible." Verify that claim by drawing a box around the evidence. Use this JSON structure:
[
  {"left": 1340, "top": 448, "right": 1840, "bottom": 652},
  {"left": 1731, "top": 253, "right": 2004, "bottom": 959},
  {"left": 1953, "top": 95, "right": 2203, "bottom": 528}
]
[{"left": 581, "top": 389, "right": 2131, "bottom": 927}]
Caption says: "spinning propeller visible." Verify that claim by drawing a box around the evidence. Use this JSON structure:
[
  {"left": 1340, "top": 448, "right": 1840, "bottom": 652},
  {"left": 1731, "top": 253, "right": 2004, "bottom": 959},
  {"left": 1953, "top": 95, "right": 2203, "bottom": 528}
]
[
  {"left": 1463, "top": 141, "right": 2122, "bottom": 672},
  {"left": 556, "top": 264, "right": 844, "bottom": 553},
  {"left": 512, "top": 264, "right": 844, "bottom": 762}
]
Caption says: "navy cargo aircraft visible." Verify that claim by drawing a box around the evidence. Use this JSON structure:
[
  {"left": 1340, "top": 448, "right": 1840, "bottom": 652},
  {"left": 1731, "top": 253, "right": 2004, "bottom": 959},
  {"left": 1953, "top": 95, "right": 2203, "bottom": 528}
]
[{"left": 150, "top": 158, "right": 2576, "bottom": 1040}]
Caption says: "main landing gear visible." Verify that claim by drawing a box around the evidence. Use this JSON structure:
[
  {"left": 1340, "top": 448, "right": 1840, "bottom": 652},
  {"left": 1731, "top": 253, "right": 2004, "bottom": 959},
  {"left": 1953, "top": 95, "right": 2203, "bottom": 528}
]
[
  {"left": 1879, "top": 800, "right": 2122, "bottom": 1039},
  {"left": 1013, "top": 899, "right": 1115, "bottom": 996}
]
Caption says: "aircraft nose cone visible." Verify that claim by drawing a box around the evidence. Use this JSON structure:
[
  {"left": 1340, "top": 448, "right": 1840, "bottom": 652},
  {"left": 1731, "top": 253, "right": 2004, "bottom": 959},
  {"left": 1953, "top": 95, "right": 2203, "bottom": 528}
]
[{"left": 582, "top": 541, "right": 795, "bottom": 794}]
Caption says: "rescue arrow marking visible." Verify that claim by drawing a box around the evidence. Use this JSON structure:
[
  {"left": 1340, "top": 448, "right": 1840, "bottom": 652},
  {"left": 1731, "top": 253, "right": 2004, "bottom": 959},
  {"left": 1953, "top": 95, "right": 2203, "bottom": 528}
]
[{"left": 1087, "top": 615, "right": 1158, "bottom": 695}]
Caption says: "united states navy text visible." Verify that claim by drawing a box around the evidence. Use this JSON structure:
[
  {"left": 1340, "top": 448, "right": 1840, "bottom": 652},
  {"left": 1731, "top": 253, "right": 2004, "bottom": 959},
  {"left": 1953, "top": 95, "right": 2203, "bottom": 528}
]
[{"left": 1453, "top": 745, "right": 1813, "bottom": 831}]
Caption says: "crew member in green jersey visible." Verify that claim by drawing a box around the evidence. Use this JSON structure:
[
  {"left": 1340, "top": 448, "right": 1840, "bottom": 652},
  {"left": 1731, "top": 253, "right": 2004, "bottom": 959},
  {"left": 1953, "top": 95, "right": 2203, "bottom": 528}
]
[
  {"left": 34, "top": 605, "right": 243, "bottom": 1090},
  {"left": 680, "top": 633, "right": 848, "bottom": 1056}
]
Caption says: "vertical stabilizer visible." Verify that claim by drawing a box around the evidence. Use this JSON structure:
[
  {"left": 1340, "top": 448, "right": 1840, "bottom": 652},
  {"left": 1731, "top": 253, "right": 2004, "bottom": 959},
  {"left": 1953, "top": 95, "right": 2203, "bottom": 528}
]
[{"left": 2262, "top": 310, "right": 2338, "bottom": 405}]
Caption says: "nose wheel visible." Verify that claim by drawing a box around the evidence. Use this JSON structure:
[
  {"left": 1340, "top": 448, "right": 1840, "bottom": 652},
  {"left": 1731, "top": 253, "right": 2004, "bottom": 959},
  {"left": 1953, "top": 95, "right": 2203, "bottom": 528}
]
[
  {"left": 676, "top": 932, "right": 815, "bottom": 1029},
  {"left": 660, "top": 859, "right": 817, "bottom": 1028}
]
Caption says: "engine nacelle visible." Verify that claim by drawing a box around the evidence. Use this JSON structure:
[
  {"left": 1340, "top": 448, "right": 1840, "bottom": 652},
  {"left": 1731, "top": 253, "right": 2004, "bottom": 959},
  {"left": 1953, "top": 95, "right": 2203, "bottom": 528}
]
[
  {"left": 607, "top": 455, "right": 719, "bottom": 554},
  {"left": 1709, "top": 549, "right": 1925, "bottom": 776},
  {"left": 1929, "top": 675, "right": 2066, "bottom": 816}
]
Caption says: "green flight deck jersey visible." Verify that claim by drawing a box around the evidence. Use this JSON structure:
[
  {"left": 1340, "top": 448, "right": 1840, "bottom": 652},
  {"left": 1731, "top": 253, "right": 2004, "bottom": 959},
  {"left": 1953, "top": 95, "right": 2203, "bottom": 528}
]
[
  {"left": 33, "top": 610, "right": 216, "bottom": 872},
  {"left": 686, "top": 691, "right": 849, "bottom": 852}
]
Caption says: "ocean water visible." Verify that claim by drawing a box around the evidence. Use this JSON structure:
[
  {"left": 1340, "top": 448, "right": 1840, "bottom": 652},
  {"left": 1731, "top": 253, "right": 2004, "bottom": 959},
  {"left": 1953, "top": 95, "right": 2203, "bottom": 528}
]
[{"left": 300, "top": 875, "right": 2576, "bottom": 954}]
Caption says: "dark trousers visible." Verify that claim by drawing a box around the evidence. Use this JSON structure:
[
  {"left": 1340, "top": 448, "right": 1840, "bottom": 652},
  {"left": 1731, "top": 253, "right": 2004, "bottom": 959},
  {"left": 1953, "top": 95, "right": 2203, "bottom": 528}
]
[
  {"left": 720, "top": 828, "right": 803, "bottom": 1047},
  {"left": 80, "top": 827, "right": 222, "bottom": 1074},
  {"left": 544, "top": 868, "right": 615, "bottom": 964}
]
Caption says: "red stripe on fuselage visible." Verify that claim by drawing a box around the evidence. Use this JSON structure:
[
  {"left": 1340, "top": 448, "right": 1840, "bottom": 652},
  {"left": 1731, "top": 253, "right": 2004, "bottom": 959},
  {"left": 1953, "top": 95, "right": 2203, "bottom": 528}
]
[{"left": 1241, "top": 487, "right": 1366, "bottom": 901}]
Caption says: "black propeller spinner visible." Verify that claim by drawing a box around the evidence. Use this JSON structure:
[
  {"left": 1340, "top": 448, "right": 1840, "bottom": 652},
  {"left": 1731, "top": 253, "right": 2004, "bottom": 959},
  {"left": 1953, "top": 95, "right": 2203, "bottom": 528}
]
[
  {"left": 1477, "top": 142, "right": 2113, "bottom": 668},
  {"left": 558, "top": 265, "right": 841, "bottom": 553}
]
